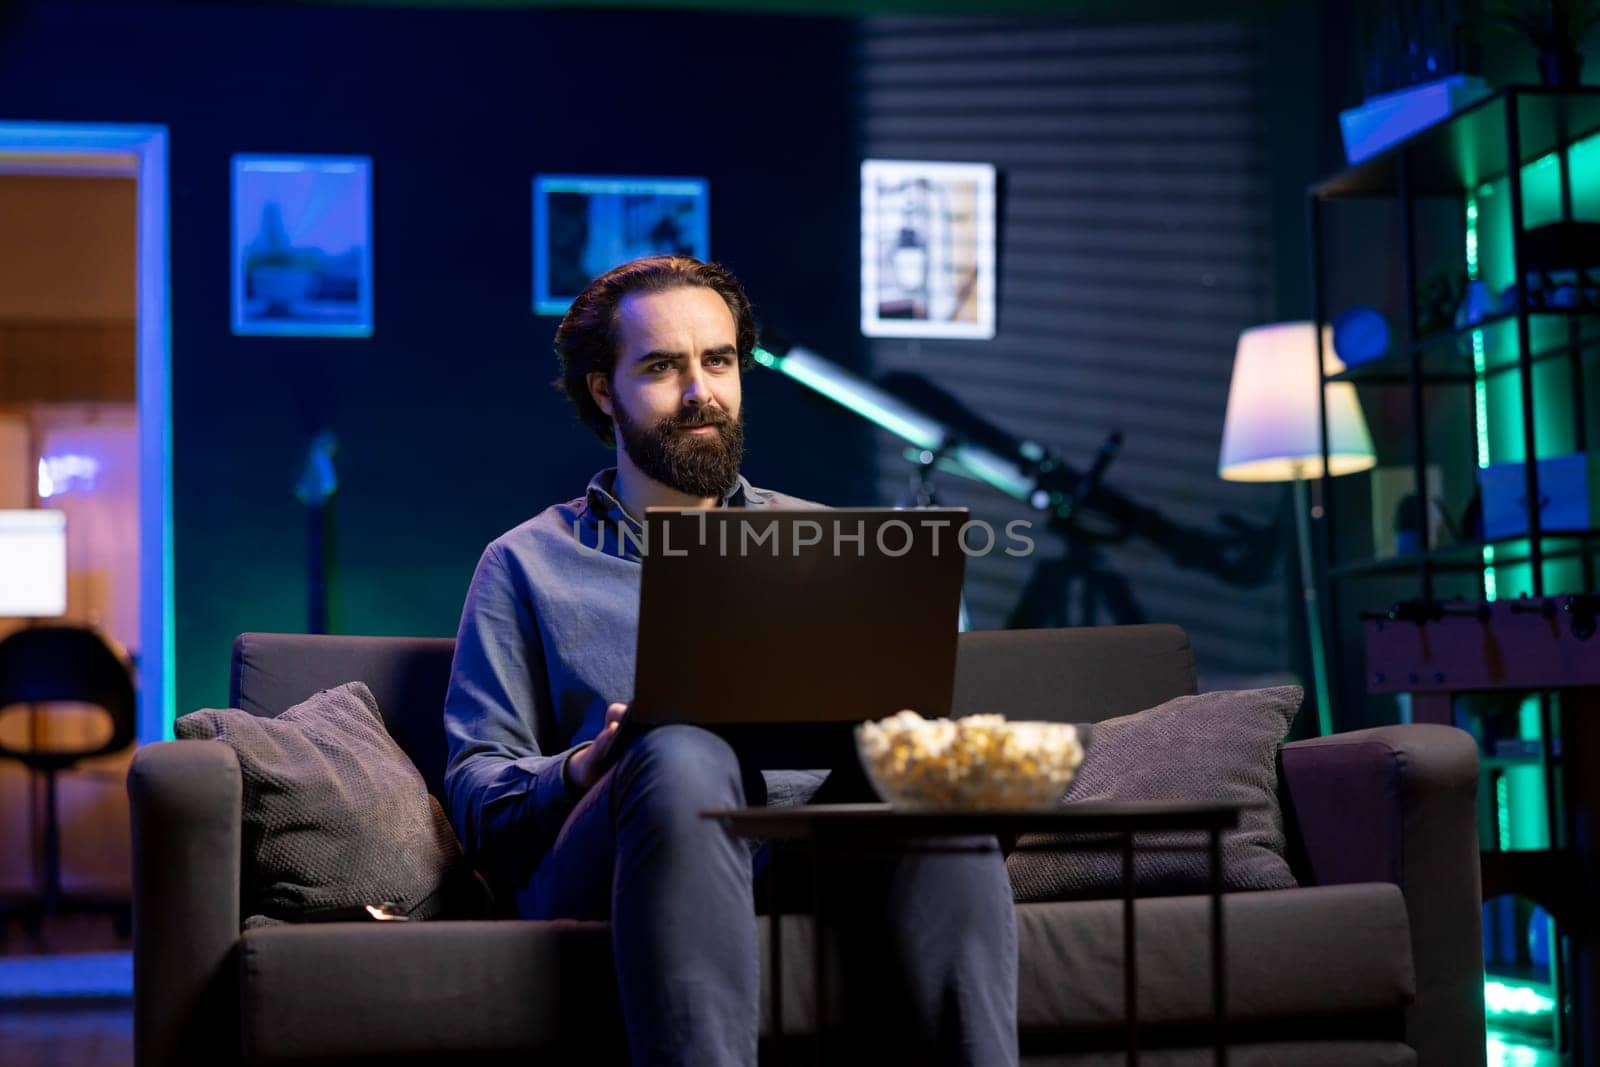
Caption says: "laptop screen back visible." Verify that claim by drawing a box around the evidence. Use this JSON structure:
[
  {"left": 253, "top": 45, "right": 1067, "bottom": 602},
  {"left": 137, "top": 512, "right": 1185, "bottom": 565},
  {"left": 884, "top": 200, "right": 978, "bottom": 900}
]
[{"left": 633, "top": 508, "right": 968, "bottom": 730}]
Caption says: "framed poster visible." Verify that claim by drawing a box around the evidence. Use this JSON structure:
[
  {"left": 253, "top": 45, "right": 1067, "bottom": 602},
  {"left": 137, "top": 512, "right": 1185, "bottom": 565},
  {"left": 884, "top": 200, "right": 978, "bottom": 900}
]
[
  {"left": 534, "top": 174, "right": 710, "bottom": 315},
  {"left": 232, "top": 155, "right": 373, "bottom": 337},
  {"left": 861, "top": 159, "right": 996, "bottom": 340}
]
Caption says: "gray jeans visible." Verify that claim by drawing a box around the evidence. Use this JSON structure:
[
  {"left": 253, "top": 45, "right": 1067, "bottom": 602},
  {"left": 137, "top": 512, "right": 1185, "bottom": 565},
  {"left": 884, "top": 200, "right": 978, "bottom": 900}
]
[{"left": 519, "top": 723, "right": 1019, "bottom": 1067}]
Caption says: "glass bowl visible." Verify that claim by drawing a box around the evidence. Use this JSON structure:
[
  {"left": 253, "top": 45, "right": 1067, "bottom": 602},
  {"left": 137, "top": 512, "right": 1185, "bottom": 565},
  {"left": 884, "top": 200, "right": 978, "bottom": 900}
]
[{"left": 855, "top": 710, "right": 1085, "bottom": 811}]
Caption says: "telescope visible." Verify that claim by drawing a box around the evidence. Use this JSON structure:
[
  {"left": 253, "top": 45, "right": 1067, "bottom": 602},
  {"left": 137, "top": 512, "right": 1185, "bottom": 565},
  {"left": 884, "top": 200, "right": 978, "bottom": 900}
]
[{"left": 754, "top": 339, "right": 1278, "bottom": 589}]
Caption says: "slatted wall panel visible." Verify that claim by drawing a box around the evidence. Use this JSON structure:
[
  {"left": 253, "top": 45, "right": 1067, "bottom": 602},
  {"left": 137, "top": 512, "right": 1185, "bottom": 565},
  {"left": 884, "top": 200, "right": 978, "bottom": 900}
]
[{"left": 858, "top": 15, "right": 1286, "bottom": 683}]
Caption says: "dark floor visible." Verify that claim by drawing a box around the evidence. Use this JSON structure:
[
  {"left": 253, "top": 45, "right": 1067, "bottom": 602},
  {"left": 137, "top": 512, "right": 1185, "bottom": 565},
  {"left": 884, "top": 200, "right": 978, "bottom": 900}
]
[
  {"left": 0, "top": 1003, "right": 132, "bottom": 1067},
  {"left": 0, "top": 912, "right": 132, "bottom": 1067}
]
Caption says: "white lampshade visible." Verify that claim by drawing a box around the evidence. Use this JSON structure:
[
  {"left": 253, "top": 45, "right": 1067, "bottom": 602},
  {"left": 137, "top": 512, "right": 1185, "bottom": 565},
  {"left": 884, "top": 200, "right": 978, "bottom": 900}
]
[{"left": 1218, "top": 321, "right": 1377, "bottom": 482}]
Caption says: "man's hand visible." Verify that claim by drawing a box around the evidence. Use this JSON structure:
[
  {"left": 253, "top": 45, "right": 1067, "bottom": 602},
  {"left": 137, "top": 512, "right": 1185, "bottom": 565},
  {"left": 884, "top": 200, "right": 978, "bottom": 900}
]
[{"left": 564, "top": 702, "right": 628, "bottom": 794}]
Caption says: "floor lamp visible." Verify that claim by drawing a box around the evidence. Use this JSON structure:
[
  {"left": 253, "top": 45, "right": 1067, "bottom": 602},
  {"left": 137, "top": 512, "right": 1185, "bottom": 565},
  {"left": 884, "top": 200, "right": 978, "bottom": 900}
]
[{"left": 1218, "top": 322, "right": 1376, "bottom": 737}]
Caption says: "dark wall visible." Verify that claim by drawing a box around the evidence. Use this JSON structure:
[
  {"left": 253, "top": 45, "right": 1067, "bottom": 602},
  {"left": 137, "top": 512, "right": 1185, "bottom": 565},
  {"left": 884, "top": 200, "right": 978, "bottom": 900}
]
[
  {"left": 0, "top": 1, "right": 872, "bottom": 713},
  {"left": 856, "top": 13, "right": 1291, "bottom": 688}
]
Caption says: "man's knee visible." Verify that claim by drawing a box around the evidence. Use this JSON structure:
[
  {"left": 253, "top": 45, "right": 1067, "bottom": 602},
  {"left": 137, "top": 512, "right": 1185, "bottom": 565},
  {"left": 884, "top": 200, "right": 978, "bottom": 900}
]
[{"left": 616, "top": 724, "right": 744, "bottom": 806}]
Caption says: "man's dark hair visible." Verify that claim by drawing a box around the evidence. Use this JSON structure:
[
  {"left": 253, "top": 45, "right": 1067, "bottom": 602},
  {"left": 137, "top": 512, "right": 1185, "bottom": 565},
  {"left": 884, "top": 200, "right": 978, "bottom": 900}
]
[{"left": 553, "top": 255, "right": 757, "bottom": 445}]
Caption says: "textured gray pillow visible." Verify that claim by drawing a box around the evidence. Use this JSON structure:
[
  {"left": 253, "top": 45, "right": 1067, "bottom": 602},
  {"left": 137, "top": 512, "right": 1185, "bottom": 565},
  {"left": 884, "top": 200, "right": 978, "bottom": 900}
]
[
  {"left": 1006, "top": 686, "right": 1302, "bottom": 902},
  {"left": 176, "top": 681, "right": 465, "bottom": 924}
]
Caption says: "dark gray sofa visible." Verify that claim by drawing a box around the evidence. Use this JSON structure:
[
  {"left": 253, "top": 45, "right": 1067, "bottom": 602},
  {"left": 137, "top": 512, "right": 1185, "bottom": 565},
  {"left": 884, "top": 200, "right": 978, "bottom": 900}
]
[{"left": 129, "top": 624, "right": 1485, "bottom": 1065}]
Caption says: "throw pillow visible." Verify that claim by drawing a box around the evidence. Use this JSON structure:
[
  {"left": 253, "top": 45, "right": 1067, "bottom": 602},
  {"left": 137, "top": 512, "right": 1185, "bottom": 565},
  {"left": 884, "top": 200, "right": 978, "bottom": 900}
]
[
  {"left": 176, "top": 681, "right": 467, "bottom": 924},
  {"left": 1006, "top": 685, "right": 1302, "bottom": 902}
]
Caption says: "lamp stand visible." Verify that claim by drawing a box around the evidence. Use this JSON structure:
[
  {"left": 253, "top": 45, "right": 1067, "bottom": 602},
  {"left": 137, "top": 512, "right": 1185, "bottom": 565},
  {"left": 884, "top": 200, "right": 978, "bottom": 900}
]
[{"left": 1292, "top": 473, "right": 1334, "bottom": 736}]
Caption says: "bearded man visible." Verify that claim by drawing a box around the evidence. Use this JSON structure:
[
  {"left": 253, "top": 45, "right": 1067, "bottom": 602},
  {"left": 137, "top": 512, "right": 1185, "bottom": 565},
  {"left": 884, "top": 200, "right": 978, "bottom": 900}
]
[{"left": 442, "top": 255, "right": 1017, "bottom": 1066}]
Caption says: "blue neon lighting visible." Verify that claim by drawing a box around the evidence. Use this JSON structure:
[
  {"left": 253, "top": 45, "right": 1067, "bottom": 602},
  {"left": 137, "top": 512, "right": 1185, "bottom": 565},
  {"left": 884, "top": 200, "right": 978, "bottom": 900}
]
[{"left": 0, "top": 121, "right": 173, "bottom": 743}]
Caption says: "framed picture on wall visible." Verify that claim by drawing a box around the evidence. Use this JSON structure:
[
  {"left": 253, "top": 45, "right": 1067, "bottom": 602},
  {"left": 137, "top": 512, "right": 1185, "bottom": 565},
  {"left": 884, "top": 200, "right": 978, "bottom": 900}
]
[
  {"left": 232, "top": 155, "right": 374, "bottom": 337},
  {"left": 861, "top": 159, "right": 997, "bottom": 340},
  {"left": 534, "top": 174, "right": 710, "bottom": 316}
]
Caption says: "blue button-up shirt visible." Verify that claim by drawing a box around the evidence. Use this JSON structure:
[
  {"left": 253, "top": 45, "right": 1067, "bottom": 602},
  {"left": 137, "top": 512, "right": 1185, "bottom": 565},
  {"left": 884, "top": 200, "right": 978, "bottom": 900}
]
[{"left": 442, "top": 468, "right": 818, "bottom": 878}]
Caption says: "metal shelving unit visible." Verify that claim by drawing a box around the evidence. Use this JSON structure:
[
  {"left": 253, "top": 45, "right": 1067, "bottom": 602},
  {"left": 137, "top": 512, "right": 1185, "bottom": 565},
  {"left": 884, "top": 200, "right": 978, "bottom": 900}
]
[
  {"left": 1309, "top": 86, "right": 1600, "bottom": 721},
  {"left": 1309, "top": 87, "right": 1600, "bottom": 1061}
]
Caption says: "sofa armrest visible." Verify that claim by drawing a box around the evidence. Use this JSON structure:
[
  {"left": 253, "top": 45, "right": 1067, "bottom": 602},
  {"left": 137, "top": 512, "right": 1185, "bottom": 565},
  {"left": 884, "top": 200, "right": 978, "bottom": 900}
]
[
  {"left": 1280, "top": 725, "right": 1484, "bottom": 1067},
  {"left": 129, "top": 740, "right": 243, "bottom": 1067}
]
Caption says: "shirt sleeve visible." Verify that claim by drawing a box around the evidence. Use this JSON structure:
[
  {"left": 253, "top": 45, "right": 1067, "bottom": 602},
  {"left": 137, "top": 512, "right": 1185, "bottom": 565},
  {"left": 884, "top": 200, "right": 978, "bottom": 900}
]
[{"left": 443, "top": 542, "right": 581, "bottom": 875}]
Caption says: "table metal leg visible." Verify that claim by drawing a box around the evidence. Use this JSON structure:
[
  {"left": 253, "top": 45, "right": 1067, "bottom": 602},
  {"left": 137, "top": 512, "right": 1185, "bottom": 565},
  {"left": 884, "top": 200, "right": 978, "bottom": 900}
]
[
  {"left": 1123, "top": 829, "right": 1138, "bottom": 1066},
  {"left": 1210, "top": 827, "right": 1227, "bottom": 1066},
  {"left": 769, "top": 843, "right": 784, "bottom": 1053},
  {"left": 812, "top": 834, "right": 826, "bottom": 1067}
]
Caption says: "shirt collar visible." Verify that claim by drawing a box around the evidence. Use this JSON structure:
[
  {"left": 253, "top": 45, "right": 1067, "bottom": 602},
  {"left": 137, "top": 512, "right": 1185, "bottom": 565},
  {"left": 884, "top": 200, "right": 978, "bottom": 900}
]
[{"left": 583, "top": 467, "right": 758, "bottom": 533}]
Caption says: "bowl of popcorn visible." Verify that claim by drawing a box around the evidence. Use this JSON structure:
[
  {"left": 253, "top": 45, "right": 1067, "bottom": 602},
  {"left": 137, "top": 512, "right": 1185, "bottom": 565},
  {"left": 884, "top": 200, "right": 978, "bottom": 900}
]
[{"left": 855, "top": 710, "right": 1086, "bottom": 810}]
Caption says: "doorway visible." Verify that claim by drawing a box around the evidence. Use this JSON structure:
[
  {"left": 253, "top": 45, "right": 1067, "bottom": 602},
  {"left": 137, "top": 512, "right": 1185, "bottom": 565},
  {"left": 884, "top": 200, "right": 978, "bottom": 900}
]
[
  {"left": 0, "top": 123, "right": 171, "bottom": 747},
  {"left": 0, "top": 125, "right": 168, "bottom": 959}
]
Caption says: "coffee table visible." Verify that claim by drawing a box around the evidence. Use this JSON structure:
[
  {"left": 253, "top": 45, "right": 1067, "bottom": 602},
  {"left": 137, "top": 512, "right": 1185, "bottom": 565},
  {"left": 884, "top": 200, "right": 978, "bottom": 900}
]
[{"left": 706, "top": 800, "right": 1241, "bottom": 1066}]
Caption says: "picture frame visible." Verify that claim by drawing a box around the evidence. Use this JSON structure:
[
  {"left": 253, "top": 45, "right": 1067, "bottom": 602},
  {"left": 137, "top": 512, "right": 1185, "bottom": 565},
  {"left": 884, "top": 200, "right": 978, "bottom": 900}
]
[
  {"left": 861, "top": 159, "right": 997, "bottom": 340},
  {"left": 232, "top": 154, "right": 374, "bottom": 337},
  {"left": 534, "top": 174, "right": 710, "bottom": 316}
]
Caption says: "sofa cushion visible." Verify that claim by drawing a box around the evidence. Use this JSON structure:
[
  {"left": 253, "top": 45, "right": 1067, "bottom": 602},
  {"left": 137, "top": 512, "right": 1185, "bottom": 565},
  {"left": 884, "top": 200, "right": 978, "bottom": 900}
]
[
  {"left": 236, "top": 886, "right": 1412, "bottom": 1061},
  {"left": 1008, "top": 686, "right": 1301, "bottom": 900},
  {"left": 176, "top": 682, "right": 465, "bottom": 924},
  {"left": 953, "top": 624, "right": 1198, "bottom": 724},
  {"left": 1017, "top": 883, "right": 1414, "bottom": 1031},
  {"left": 231, "top": 633, "right": 458, "bottom": 799},
  {"left": 239, "top": 915, "right": 825, "bottom": 1060},
  {"left": 239, "top": 921, "right": 621, "bottom": 1062}
]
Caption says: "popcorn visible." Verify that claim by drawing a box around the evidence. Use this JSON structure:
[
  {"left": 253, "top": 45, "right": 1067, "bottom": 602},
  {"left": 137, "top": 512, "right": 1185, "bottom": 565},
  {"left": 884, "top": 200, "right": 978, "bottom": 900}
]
[{"left": 855, "top": 710, "right": 1085, "bottom": 810}]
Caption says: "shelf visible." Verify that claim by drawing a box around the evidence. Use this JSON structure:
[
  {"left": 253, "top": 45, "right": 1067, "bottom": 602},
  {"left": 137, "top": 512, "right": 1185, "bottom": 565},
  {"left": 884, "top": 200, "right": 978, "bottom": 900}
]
[
  {"left": 1328, "top": 530, "right": 1600, "bottom": 580},
  {"left": 1313, "top": 88, "right": 1600, "bottom": 199},
  {"left": 1327, "top": 309, "right": 1600, "bottom": 386},
  {"left": 1482, "top": 754, "right": 1546, "bottom": 771},
  {"left": 1314, "top": 87, "right": 1599, "bottom": 745},
  {"left": 1481, "top": 848, "right": 1584, "bottom": 921}
]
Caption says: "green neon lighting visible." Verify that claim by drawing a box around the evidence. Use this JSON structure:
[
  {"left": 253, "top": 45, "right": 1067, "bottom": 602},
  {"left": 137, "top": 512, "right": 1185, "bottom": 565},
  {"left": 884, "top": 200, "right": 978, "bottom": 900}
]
[
  {"left": 1485, "top": 978, "right": 1556, "bottom": 1019},
  {"left": 1575, "top": 134, "right": 1600, "bottom": 218},
  {"left": 1506, "top": 696, "right": 1549, "bottom": 850},
  {"left": 1496, "top": 774, "right": 1512, "bottom": 851},
  {"left": 1466, "top": 193, "right": 1497, "bottom": 599},
  {"left": 1486, "top": 1034, "right": 1549, "bottom": 1066},
  {"left": 1520, "top": 150, "right": 1564, "bottom": 229},
  {"left": 752, "top": 346, "right": 777, "bottom": 368},
  {"left": 1507, "top": 766, "right": 1549, "bottom": 848},
  {"left": 1519, "top": 695, "right": 1542, "bottom": 741},
  {"left": 1466, "top": 197, "right": 1480, "bottom": 276}
]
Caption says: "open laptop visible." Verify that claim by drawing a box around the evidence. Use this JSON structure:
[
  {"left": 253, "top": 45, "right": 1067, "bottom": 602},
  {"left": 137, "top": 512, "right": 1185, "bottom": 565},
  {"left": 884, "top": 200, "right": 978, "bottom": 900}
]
[{"left": 627, "top": 507, "right": 969, "bottom": 768}]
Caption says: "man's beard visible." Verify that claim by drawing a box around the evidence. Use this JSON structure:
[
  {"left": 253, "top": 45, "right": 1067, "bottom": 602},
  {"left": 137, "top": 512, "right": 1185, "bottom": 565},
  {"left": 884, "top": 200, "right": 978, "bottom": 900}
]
[{"left": 614, "top": 398, "right": 745, "bottom": 499}]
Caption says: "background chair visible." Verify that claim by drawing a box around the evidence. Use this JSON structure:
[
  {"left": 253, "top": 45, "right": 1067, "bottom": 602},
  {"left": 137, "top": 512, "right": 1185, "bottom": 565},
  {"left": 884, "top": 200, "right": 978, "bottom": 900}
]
[{"left": 0, "top": 624, "right": 137, "bottom": 924}]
